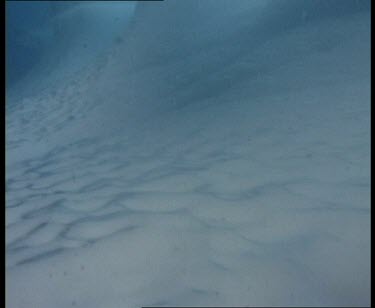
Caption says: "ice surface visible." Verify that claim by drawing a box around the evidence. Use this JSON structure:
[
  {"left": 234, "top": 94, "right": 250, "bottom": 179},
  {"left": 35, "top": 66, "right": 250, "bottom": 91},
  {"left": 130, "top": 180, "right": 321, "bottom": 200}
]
[{"left": 6, "top": 1, "right": 370, "bottom": 307}]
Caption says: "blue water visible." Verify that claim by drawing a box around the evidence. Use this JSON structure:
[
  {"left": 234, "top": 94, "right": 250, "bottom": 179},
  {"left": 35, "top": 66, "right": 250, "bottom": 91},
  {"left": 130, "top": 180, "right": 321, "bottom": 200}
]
[{"left": 6, "top": 1, "right": 371, "bottom": 307}]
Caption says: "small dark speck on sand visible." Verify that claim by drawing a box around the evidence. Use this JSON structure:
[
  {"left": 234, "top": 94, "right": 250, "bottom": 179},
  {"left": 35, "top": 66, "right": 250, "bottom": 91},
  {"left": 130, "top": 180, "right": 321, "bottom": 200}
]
[{"left": 115, "top": 36, "right": 123, "bottom": 44}]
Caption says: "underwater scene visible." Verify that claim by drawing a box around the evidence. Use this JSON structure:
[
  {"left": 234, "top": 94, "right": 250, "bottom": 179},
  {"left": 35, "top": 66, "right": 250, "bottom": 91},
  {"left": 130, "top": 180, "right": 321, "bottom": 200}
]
[{"left": 5, "top": 1, "right": 371, "bottom": 307}]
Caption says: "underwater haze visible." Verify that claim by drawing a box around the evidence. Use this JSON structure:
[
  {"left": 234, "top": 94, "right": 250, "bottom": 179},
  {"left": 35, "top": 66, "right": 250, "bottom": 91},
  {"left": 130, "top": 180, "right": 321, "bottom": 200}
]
[{"left": 6, "top": 1, "right": 371, "bottom": 307}]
